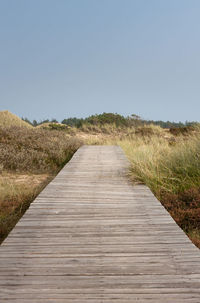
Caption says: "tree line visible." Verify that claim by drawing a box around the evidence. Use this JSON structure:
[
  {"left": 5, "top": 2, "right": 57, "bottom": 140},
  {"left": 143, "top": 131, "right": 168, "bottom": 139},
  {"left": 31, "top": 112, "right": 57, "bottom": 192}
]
[{"left": 22, "top": 113, "right": 198, "bottom": 129}]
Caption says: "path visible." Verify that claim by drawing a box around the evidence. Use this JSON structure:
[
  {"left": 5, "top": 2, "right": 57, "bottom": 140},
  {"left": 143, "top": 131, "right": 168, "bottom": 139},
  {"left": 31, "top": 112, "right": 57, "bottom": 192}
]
[{"left": 0, "top": 145, "right": 200, "bottom": 302}]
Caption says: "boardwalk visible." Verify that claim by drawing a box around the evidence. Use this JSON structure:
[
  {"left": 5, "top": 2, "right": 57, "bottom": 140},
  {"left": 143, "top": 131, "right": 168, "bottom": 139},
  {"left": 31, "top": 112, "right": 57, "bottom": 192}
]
[{"left": 0, "top": 145, "right": 200, "bottom": 302}]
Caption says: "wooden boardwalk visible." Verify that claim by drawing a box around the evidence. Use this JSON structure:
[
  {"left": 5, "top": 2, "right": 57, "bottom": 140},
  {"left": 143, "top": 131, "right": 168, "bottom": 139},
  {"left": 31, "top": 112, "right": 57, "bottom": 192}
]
[{"left": 0, "top": 145, "right": 200, "bottom": 302}]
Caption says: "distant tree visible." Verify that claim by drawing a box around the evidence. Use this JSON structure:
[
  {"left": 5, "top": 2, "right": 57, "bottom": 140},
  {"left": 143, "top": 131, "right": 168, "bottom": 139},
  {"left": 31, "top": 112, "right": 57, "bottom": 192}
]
[
  {"left": 51, "top": 118, "right": 58, "bottom": 123},
  {"left": 22, "top": 117, "right": 33, "bottom": 126},
  {"left": 62, "top": 118, "right": 83, "bottom": 127},
  {"left": 85, "top": 113, "right": 128, "bottom": 127},
  {"left": 32, "top": 120, "right": 38, "bottom": 127},
  {"left": 131, "top": 114, "right": 141, "bottom": 120},
  {"left": 33, "top": 113, "right": 198, "bottom": 130},
  {"left": 185, "top": 120, "right": 198, "bottom": 127},
  {"left": 143, "top": 120, "right": 188, "bottom": 129},
  {"left": 38, "top": 119, "right": 49, "bottom": 125}
]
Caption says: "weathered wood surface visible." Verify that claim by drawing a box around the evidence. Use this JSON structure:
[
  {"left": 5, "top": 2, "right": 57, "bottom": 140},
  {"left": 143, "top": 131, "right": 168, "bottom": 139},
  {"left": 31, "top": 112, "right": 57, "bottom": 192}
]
[{"left": 0, "top": 145, "right": 200, "bottom": 302}]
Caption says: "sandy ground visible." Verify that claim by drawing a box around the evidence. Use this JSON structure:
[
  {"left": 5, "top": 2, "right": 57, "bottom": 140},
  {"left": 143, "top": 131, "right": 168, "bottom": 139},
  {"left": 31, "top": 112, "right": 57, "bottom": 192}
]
[{"left": 0, "top": 172, "right": 52, "bottom": 188}]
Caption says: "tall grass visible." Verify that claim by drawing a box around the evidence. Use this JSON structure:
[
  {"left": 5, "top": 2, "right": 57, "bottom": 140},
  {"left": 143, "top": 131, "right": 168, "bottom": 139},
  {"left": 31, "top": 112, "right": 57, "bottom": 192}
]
[
  {"left": 119, "top": 133, "right": 200, "bottom": 195},
  {"left": 87, "top": 124, "right": 200, "bottom": 247},
  {"left": 0, "top": 176, "right": 51, "bottom": 243},
  {"left": 116, "top": 129, "right": 200, "bottom": 247}
]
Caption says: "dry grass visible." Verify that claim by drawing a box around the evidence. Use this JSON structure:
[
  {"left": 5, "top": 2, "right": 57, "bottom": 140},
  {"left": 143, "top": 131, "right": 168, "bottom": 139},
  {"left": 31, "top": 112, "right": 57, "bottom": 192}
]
[
  {"left": 0, "top": 110, "right": 33, "bottom": 128},
  {"left": 187, "top": 230, "right": 200, "bottom": 248},
  {"left": 116, "top": 128, "right": 200, "bottom": 248},
  {"left": 0, "top": 173, "right": 52, "bottom": 243},
  {"left": 79, "top": 123, "right": 200, "bottom": 248},
  {"left": 1, "top": 117, "right": 200, "bottom": 249},
  {"left": 77, "top": 123, "right": 170, "bottom": 146},
  {"left": 119, "top": 133, "right": 200, "bottom": 194},
  {"left": 80, "top": 122, "right": 166, "bottom": 136}
]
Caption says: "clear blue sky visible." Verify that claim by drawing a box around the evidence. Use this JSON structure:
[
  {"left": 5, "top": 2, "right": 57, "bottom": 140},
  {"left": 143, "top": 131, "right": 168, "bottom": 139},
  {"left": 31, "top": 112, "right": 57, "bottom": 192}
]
[{"left": 0, "top": 0, "right": 200, "bottom": 122}]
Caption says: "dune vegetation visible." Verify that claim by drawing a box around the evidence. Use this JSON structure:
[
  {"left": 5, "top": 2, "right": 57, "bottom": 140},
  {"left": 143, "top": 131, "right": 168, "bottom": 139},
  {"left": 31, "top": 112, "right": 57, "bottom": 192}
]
[
  {"left": 97, "top": 125, "right": 200, "bottom": 248},
  {"left": 0, "top": 126, "right": 81, "bottom": 172},
  {"left": 1, "top": 111, "right": 200, "bottom": 248},
  {"left": 63, "top": 115, "right": 200, "bottom": 248},
  {"left": 0, "top": 173, "right": 51, "bottom": 243},
  {"left": 0, "top": 121, "right": 82, "bottom": 243},
  {"left": 0, "top": 110, "right": 33, "bottom": 128},
  {"left": 121, "top": 131, "right": 200, "bottom": 247}
]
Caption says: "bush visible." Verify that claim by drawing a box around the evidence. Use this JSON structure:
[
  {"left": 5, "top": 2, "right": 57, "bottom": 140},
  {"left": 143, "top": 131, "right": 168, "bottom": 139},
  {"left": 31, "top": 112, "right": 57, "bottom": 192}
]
[
  {"left": 0, "top": 126, "right": 82, "bottom": 173},
  {"left": 169, "top": 126, "right": 195, "bottom": 136},
  {"left": 85, "top": 113, "right": 128, "bottom": 127}
]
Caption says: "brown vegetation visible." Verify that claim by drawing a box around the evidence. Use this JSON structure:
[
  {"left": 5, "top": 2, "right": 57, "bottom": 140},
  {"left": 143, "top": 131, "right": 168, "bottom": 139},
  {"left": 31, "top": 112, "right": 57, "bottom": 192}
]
[
  {"left": 1, "top": 111, "right": 200, "bottom": 250},
  {"left": 85, "top": 125, "right": 200, "bottom": 249},
  {"left": 0, "top": 174, "right": 52, "bottom": 243},
  {"left": 169, "top": 126, "right": 195, "bottom": 136},
  {"left": 0, "top": 125, "right": 82, "bottom": 243},
  {"left": 160, "top": 188, "right": 200, "bottom": 248},
  {"left": 161, "top": 188, "right": 200, "bottom": 230},
  {"left": 0, "top": 126, "right": 81, "bottom": 173}
]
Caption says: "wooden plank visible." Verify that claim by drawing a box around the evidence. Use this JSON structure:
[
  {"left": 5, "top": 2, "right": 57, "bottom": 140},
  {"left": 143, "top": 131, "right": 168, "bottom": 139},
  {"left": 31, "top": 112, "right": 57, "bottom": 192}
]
[{"left": 0, "top": 145, "right": 200, "bottom": 302}]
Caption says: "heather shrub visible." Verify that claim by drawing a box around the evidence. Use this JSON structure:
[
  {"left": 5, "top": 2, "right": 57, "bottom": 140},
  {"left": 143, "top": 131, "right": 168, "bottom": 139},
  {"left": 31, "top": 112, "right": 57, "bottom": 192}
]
[
  {"left": 0, "top": 126, "right": 82, "bottom": 173},
  {"left": 0, "top": 126, "right": 82, "bottom": 242}
]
